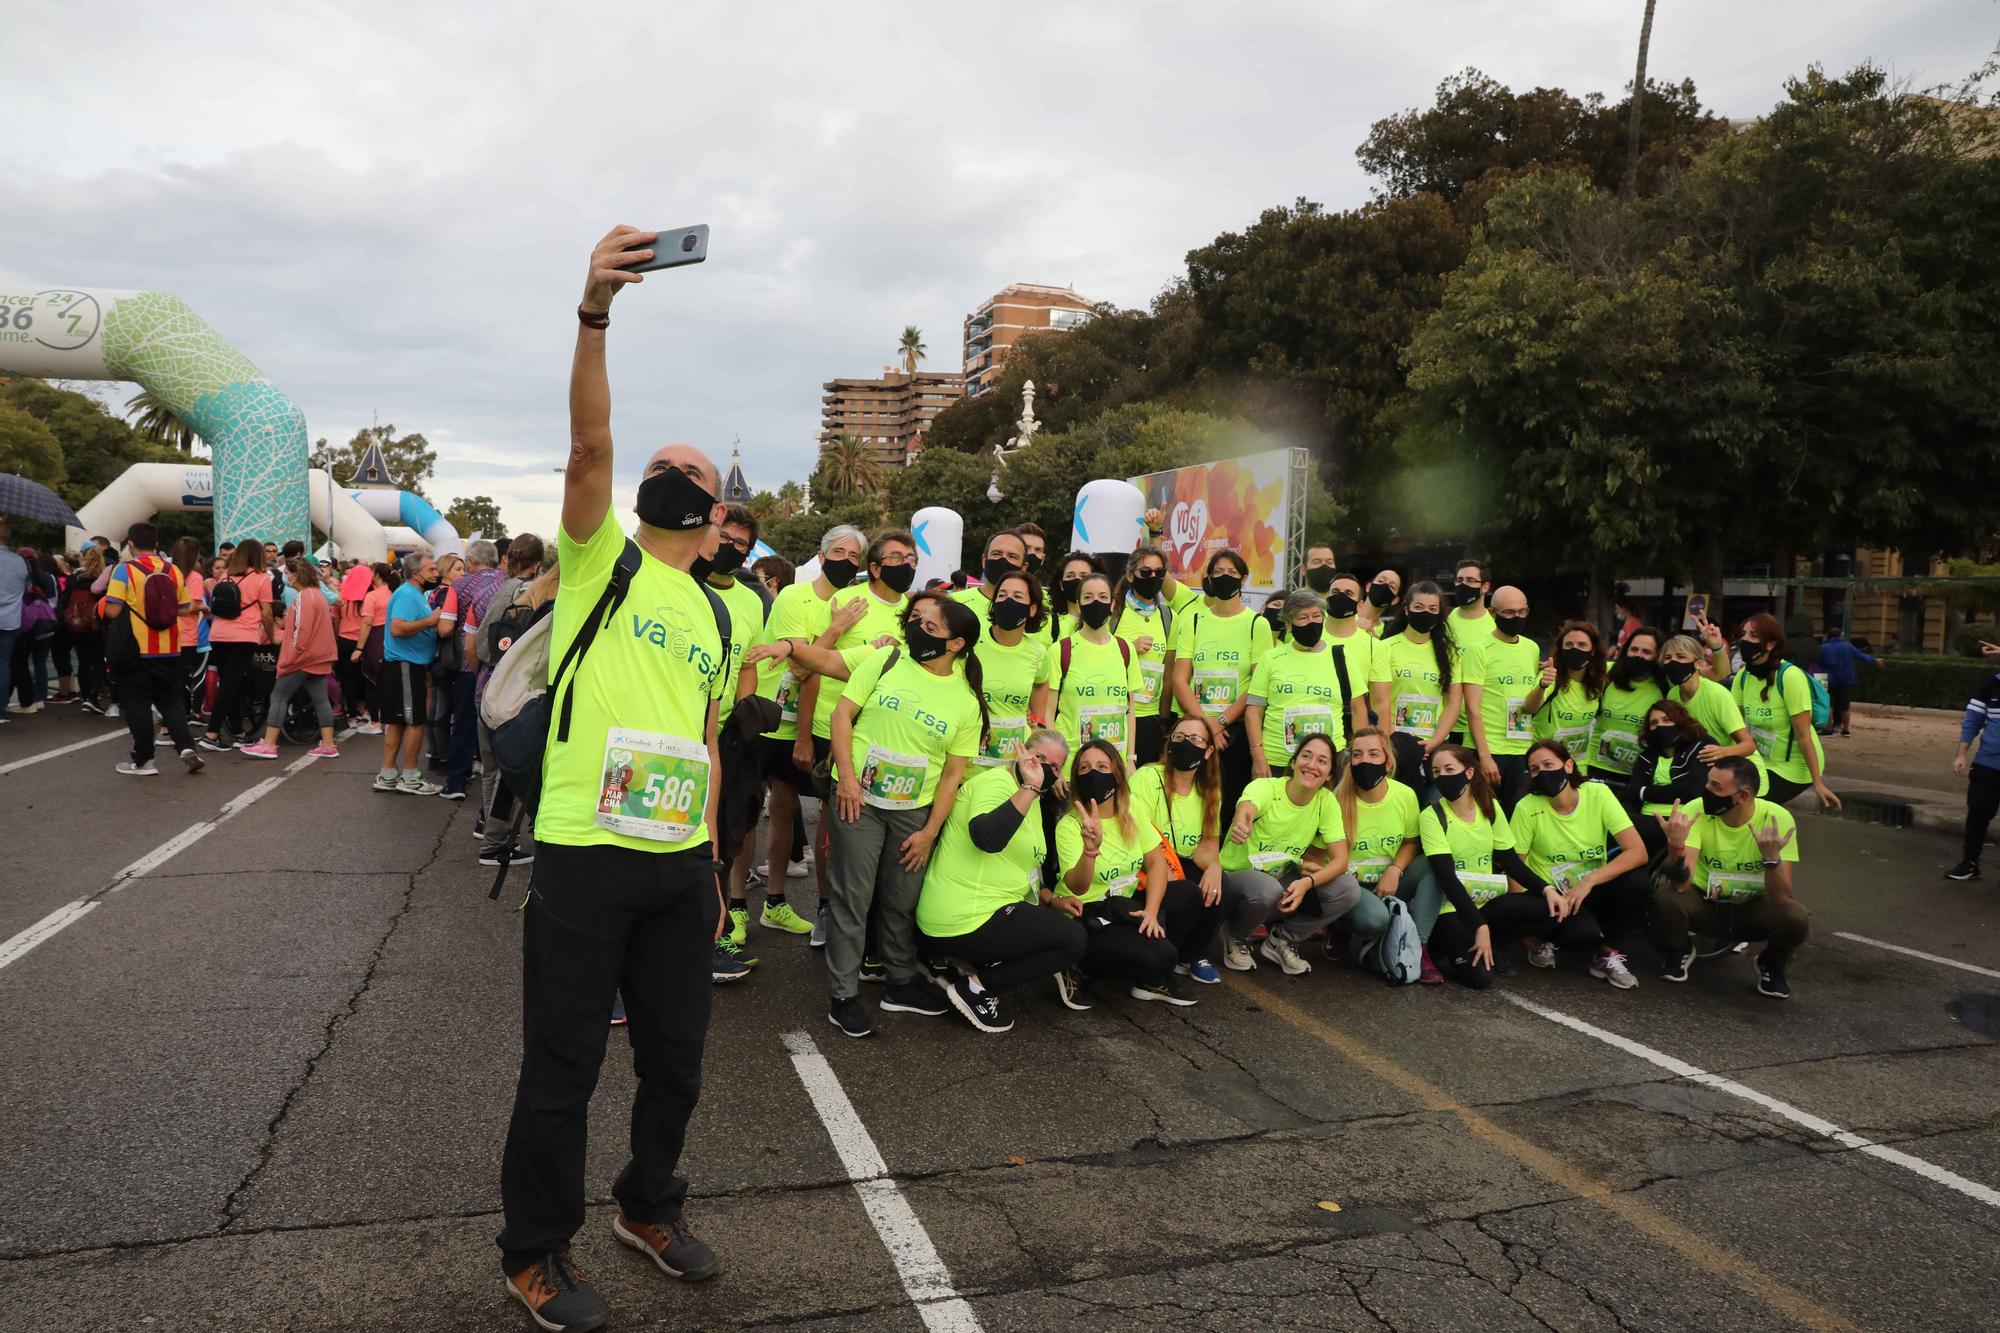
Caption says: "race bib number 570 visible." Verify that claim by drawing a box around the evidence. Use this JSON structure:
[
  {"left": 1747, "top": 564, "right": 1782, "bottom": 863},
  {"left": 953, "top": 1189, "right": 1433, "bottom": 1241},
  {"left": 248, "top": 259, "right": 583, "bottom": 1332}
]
[{"left": 595, "top": 728, "right": 711, "bottom": 843}]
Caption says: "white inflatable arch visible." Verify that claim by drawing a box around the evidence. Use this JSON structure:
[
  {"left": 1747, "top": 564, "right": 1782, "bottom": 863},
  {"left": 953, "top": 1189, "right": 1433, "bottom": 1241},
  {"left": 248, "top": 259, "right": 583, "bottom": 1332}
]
[{"left": 68, "top": 463, "right": 389, "bottom": 563}]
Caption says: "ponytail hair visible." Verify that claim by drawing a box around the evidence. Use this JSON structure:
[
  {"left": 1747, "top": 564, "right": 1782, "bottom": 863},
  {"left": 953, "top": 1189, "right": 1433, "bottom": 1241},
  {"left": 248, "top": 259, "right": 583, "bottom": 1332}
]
[
  {"left": 919, "top": 590, "right": 991, "bottom": 751},
  {"left": 1407, "top": 580, "right": 1456, "bottom": 689}
]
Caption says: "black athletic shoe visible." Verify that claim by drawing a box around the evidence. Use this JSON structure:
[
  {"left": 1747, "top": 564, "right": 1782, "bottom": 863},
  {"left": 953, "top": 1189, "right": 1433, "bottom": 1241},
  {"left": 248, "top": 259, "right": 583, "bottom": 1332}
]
[
  {"left": 1946, "top": 860, "right": 1981, "bottom": 882},
  {"left": 1659, "top": 946, "right": 1696, "bottom": 984},
  {"left": 879, "top": 980, "right": 949, "bottom": 1016},
  {"left": 611, "top": 1212, "right": 720, "bottom": 1281},
  {"left": 944, "top": 975, "right": 1012, "bottom": 1033},
  {"left": 858, "top": 956, "right": 888, "bottom": 984},
  {"left": 828, "top": 996, "right": 874, "bottom": 1038},
  {"left": 1130, "top": 977, "right": 1198, "bottom": 1007},
  {"left": 1755, "top": 954, "right": 1791, "bottom": 1000},
  {"left": 1053, "top": 965, "right": 1093, "bottom": 1011},
  {"left": 505, "top": 1246, "right": 609, "bottom": 1332}
]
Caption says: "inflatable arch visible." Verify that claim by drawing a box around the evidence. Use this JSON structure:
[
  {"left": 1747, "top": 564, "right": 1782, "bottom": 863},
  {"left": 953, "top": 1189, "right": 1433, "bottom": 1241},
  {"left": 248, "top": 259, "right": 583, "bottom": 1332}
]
[
  {"left": 0, "top": 285, "right": 309, "bottom": 547},
  {"left": 346, "top": 488, "right": 462, "bottom": 561},
  {"left": 66, "top": 463, "right": 389, "bottom": 563}
]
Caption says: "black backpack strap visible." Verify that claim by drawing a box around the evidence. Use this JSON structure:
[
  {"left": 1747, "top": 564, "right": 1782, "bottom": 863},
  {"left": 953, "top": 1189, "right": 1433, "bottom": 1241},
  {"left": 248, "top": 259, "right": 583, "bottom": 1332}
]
[
  {"left": 1332, "top": 640, "right": 1354, "bottom": 721},
  {"left": 700, "top": 584, "right": 734, "bottom": 727},
  {"left": 553, "top": 539, "right": 643, "bottom": 745}
]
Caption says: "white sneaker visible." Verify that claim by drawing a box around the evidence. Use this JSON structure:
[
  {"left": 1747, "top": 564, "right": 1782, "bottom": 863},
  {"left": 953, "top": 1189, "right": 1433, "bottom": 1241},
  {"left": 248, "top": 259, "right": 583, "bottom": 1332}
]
[
  {"left": 399, "top": 776, "right": 445, "bottom": 797},
  {"left": 786, "top": 857, "right": 811, "bottom": 879},
  {"left": 115, "top": 760, "right": 159, "bottom": 776},
  {"left": 1222, "top": 939, "right": 1257, "bottom": 971},
  {"left": 6, "top": 701, "right": 43, "bottom": 714},
  {"left": 1526, "top": 940, "right": 1558, "bottom": 969},
  {"left": 1257, "top": 934, "right": 1313, "bottom": 976},
  {"left": 1591, "top": 950, "right": 1639, "bottom": 990},
  {"left": 104, "top": 704, "right": 122, "bottom": 718}
]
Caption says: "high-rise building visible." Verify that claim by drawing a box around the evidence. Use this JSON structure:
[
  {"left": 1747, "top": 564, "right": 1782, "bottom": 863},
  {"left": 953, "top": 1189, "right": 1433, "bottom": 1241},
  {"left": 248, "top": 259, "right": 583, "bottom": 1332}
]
[
  {"left": 819, "top": 368, "right": 966, "bottom": 471},
  {"left": 962, "top": 283, "right": 1097, "bottom": 396}
]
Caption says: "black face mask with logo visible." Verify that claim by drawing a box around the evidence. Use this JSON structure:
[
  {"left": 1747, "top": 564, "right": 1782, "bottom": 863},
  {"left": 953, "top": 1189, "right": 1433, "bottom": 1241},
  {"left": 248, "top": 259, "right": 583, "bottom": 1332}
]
[
  {"left": 636, "top": 466, "right": 715, "bottom": 532},
  {"left": 1326, "top": 590, "right": 1359, "bottom": 619},
  {"left": 991, "top": 599, "right": 1031, "bottom": 631},
  {"left": 1663, "top": 660, "right": 1698, "bottom": 686},
  {"left": 1204, "top": 573, "right": 1243, "bottom": 601},
  {"left": 1074, "top": 769, "right": 1119, "bottom": 807},
  {"left": 904, "top": 619, "right": 950, "bottom": 662},
  {"left": 1290, "top": 620, "right": 1325, "bottom": 648},
  {"left": 1529, "top": 768, "right": 1571, "bottom": 798},
  {"left": 1168, "top": 737, "right": 1208, "bottom": 771},
  {"left": 1366, "top": 582, "right": 1397, "bottom": 608},
  {"left": 1349, "top": 759, "right": 1389, "bottom": 791}
]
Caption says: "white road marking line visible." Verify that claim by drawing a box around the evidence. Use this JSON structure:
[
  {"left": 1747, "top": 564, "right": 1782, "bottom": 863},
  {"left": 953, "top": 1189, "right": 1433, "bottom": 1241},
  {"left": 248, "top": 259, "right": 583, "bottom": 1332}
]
[
  {"left": 2, "top": 732, "right": 355, "bottom": 965},
  {"left": 782, "top": 1030, "right": 982, "bottom": 1332},
  {"left": 0, "top": 728, "right": 126, "bottom": 776},
  {"left": 1833, "top": 931, "right": 2000, "bottom": 982},
  {"left": 0, "top": 901, "right": 99, "bottom": 969},
  {"left": 1499, "top": 992, "right": 2000, "bottom": 1210}
]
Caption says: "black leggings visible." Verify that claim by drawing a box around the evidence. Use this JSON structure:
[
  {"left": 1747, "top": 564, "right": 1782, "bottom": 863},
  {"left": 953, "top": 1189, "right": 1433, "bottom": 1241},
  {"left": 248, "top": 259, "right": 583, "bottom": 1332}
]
[
  {"left": 1428, "top": 893, "right": 1603, "bottom": 989},
  {"left": 1765, "top": 773, "right": 1811, "bottom": 806},
  {"left": 207, "top": 641, "right": 258, "bottom": 738},
  {"left": 1219, "top": 717, "right": 1252, "bottom": 817},
  {"left": 336, "top": 635, "right": 368, "bottom": 719},
  {"left": 1579, "top": 866, "right": 1654, "bottom": 952},
  {"left": 1082, "top": 879, "right": 1218, "bottom": 982},
  {"left": 924, "top": 903, "right": 1085, "bottom": 995}
]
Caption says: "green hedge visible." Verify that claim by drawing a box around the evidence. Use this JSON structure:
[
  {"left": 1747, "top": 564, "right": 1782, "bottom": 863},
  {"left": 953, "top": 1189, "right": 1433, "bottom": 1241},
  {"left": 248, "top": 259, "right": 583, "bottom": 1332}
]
[{"left": 1847, "top": 655, "right": 1993, "bottom": 711}]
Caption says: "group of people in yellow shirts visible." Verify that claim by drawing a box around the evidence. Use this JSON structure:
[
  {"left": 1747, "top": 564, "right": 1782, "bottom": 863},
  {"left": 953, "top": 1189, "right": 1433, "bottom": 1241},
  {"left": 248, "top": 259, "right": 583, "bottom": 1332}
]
[{"left": 732, "top": 524, "right": 1826, "bottom": 1039}]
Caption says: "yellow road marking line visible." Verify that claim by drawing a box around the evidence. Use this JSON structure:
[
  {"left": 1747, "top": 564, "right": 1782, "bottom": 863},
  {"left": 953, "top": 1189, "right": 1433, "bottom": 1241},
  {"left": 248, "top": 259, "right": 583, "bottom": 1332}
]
[{"left": 1228, "top": 976, "right": 1864, "bottom": 1333}]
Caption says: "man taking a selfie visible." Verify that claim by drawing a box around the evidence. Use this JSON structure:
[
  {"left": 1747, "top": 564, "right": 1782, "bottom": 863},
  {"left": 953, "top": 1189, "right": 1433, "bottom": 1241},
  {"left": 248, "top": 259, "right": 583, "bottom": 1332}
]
[{"left": 497, "top": 226, "right": 728, "bottom": 1333}]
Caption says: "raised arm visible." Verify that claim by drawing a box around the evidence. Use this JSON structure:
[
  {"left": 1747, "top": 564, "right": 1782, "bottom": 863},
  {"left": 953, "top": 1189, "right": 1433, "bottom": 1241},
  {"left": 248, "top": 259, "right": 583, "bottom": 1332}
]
[{"left": 565, "top": 226, "right": 656, "bottom": 542}]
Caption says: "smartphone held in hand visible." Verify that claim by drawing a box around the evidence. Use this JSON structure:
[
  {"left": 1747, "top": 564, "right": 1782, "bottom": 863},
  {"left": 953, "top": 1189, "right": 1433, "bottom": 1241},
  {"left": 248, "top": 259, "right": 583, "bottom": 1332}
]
[{"left": 624, "top": 225, "right": 709, "bottom": 273}]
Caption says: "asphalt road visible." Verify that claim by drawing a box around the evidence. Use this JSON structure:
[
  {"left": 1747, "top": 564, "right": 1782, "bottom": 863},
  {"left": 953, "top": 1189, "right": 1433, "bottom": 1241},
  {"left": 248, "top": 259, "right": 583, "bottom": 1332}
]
[{"left": 2, "top": 703, "right": 1997, "bottom": 1333}]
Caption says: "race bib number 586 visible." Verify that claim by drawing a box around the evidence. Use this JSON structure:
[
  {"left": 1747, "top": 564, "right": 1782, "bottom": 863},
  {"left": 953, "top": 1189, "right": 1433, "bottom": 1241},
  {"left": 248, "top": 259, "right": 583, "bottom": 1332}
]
[{"left": 595, "top": 728, "right": 711, "bottom": 843}]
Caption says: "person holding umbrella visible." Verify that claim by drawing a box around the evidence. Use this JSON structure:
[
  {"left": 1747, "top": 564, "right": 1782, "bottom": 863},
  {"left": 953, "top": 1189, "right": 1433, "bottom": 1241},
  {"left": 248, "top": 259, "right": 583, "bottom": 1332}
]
[{"left": 0, "top": 475, "right": 87, "bottom": 722}]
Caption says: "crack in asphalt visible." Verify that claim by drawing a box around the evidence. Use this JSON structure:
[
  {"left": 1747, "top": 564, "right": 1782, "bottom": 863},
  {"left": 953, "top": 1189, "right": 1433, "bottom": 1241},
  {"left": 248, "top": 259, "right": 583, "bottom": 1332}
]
[{"left": 214, "top": 815, "right": 452, "bottom": 1232}]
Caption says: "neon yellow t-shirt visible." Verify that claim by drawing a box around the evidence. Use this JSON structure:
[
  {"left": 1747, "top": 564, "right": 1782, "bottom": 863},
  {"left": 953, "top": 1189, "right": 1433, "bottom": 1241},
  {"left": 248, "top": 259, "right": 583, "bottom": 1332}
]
[
  {"left": 916, "top": 765, "right": 1043, "bottom": 937},
  {"left": 1530, "top": 679, "right": 1600, "bottom": 754},
  {"left": 1371, "top": 632, "right": 1449, "bottom": 738},
  {"left": 1053, "top": 633, "right": 1144, "bottom": 763},
  {"left": 840, "top": 646, "right": 982, "bottom": 809},
  {"left": 1129, "top": 762, "right": 1212, "bottom": 861},
  {"left": 812, "top": 586, "right": 907, "bottom": 738},
  {"left": 1589, "top": 677, "right": 1667, "bottom": 777},
  {"left": 707, "top": 576, "right": 767, "bottom": 724},
  {"left": 1465, "top": 632, "right": 1541, "bottom": 759},
  {"left": 1445, "top": 606, "right": 1494, "bottom": 661},
  {"left": 539, "top": 512, "right": 725, "bottom": 853},
  {"left": 1677, "top": 676, "right": 1746, "bottom": 749},
  {"left": 1172, "top": 606, "right": 1273, "bottom": 717},
  {"left": 1112, "top": 598, "right": 1174, "bottom": 717},
  {"left": 1732, "top": 665, "right": 1823, "bottom": 787},
  {"left": 1419, "top": 800, "right": 1516, "bottom": 913},
  {"left": 971, "top": 631, "right": 1055, "bottom": 766},
  {"left": 1345, "top": 779, "right": 1421, "bottom": 887},
  {"left": 1686, "top": 799, "right": 1798, "bottom": 902},
  {"left": 1054, "top": 805, "right": 1162, "bottom": 902},
  {"left": 1245, "top": 642, "right": 1349, "bottom": 765},
  {"left": 1507, "top": 781, "right": 1633, "bottom": 887},
  {"left": 1219, "top": 776, "right": 1345, "bottom": 874},
  {"left": 949, "top": 584, "right": 998, "bottom": 635},
  {"left": 757, "top": 581, "right": 833, "bottom": 742}
]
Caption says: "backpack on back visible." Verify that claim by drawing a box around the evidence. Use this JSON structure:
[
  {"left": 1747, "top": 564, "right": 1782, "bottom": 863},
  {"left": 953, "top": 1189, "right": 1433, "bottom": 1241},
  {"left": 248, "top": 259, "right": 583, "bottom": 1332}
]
[
  {"left": 1732, "top": 660, "right": 1830, "bottom": 757},
  {"left": 209, "top": 577, "right": 243, "bottom": 621},
  {"left": 132, "top": 561, "right": 180, "bottom": 632},
  {"left": 62, "top": 581, "right": 97, "bottom": 636},
  {"left": 1353, "top": 895, "right": 1422, "bottom": 985}
]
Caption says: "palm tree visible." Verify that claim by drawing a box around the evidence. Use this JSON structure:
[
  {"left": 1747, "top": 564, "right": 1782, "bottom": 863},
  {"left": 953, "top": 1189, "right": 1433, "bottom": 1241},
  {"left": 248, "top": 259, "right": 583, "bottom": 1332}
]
[
  {"left": 817, "top": 433, "right": 884, "bottom": 495},
  {"left": 897, "top": 326, "right": 927, "bottom": 377},
  {"left": 126, "top": 388, "right": 199, "bottom": 452},
  {"left": 1623, "top": 0, "right": 1658, "bottom": 195}
]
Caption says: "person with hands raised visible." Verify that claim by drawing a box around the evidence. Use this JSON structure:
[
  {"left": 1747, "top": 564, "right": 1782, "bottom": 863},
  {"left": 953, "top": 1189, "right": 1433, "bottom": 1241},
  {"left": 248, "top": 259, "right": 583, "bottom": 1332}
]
[
  {"left": 1622, "top": 698, "right": 1712, "bottom": 858},
  {"left": 1523, "top": 620, "right": 1606, "bottom": 758},
  {"left": 822, "top": 592, "right": 987, "bottom": 1037},
  {"left": 1419, "top": 745, "right": 1602, "bottom": 989},
  {"left": 1127, "top": 715, "right": 1228, "bottom": 984},
  {"left": 1051, "top": 740, "right": 1213, "bottom": 1008},
  {"left": 1649, "top": 755, "right": 1809, "bottom": 998},
  {"left": 916, "top": 729, "right": 1085, "bottom": 1034},
  {"left": 1508, "top": 740, "right": 1651, "bottom": 989},
  {"left": 1215, "top": 733, "right": 1351, "bottom": 976}
]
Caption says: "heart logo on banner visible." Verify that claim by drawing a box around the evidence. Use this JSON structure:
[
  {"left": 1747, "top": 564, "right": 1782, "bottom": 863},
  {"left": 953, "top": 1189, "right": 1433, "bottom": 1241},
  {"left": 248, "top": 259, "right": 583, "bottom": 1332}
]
[{"left": 1169, "top": 500, "right": 1209, "bottom": 563}]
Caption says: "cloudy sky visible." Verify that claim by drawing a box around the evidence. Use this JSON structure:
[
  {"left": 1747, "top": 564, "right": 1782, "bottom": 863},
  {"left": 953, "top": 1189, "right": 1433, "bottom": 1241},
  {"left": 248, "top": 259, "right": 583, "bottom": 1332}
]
[{"left": 5, "top": 1, "right": 1993, "bottom": 541}]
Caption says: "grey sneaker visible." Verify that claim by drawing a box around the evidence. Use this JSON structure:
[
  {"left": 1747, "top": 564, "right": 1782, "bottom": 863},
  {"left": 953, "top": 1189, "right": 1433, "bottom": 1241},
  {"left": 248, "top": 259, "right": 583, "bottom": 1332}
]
[
  {"left": 372, "top": 773, "right": 401, "bottom": 792},
  {"left": 1258, "top": 933, "right": 1313, "bottom": 976},
  {"left": 1222, "top": 938, "right": 1257, "bottom": 971},
  {"left": 399, "top": 775, "right": 445, "bottom": 797},
  {"left": 809, "top": 904, "right": 828, "bottom": 949},
  {"left": 115, "top": 760, "right": 159, "bottom": 776},
  {"left": 611, "top": 1211, "right": 720, "bottom": 1281},
  {"left": 179, "top": 748, "right": 205, "bottom": 774},
  {"left": 505, "top": 1247, "right": 609, "bottom": 1332}
]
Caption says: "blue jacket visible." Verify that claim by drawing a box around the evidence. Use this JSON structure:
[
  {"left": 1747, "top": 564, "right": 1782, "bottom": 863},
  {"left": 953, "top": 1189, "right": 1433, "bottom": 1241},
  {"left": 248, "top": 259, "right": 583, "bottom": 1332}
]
[
  {"left": 1960, "top": 672, "right": 2000, "bottom": 772},
  {"left": 1815, "top": 638, "right": 1874, "bottom": 685}
]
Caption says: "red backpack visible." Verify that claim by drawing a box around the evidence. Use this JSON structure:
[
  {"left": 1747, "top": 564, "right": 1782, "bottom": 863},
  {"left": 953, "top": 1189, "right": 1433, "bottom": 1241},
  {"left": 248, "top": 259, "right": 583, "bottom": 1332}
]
[
  {"left": 61, "top": 580, "right": 98, "bottom": 635},
  {"left": 130, "top": 560, "right": 180, "bottom": 632}
]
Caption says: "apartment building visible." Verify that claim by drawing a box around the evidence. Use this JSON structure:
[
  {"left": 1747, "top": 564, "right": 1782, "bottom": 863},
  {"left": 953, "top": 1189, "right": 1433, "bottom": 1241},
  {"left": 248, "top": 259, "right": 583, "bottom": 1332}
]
[
  {"left": 819, "top": 368, "right": 967, "bottom": 470},
  {"left": 962, "top": 283, "right": 1097, "bottom": 396}
]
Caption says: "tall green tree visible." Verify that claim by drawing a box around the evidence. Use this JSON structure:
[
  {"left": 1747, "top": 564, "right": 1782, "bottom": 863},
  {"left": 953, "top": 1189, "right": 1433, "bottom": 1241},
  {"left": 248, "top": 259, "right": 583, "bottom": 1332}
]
[
  {"left": 309, "top": 423, "right": 437, "bottom": 496},
  {"left": 444, "top": 494, "right": 507, "bottom": 539},
  {"left": 813, "top": 433, "right": 884, "bottom": 496}
]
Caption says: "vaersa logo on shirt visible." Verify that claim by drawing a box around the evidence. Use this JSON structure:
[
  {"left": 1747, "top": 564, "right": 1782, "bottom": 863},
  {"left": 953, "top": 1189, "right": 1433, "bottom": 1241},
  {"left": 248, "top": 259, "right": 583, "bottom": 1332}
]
[
  {"left": 628, "top": 604, "right": 719, "bottom": 679},
  {"left": 874, "top": 691, "right": 953, "bottom": 738}
]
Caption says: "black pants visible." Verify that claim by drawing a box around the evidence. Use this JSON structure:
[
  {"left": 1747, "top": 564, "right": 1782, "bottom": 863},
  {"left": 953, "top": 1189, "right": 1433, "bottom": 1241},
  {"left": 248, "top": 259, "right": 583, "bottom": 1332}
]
[
  {"left": 1429, "top": 893, "right": 1602, "bottom": 989},
  {"left": 1765, "top": 773, "right": 1810, "bottom": 806},
  {"left": 1650, "top": 885, "right": 1810, "bottom": 966},
  {"left": 924, "top": 902, "right": 1086, "bottom": 994},
  {"left": 335, "top": 635, "right": 367, "bottom": 719},
  {"left": 208, "top": 641, "right": 257, "bottom": 739},
  {"left": 1966, "top": 764, "right": 2000, "bottom": 864},
  {"left": 498, "top": 841, "right": 718, "bottom": 1275},
  {"left": 1493, "top": 754, "right": 1529, "bottom": 816},
  {"left": 73, "top": 631, "right": 104, "bottom": 704},
  {"left": 1580, "top": 866, "right": 1653, "bottom": 952},
  {"left": 117, "top": 656, "right": 196, "bottom": 764},
  {"left": 1219, "top": 717, "right": 1252, "bottom": 817},
  {"left": 1080, "top": 880, "right": 1214, "bottom": 982}
]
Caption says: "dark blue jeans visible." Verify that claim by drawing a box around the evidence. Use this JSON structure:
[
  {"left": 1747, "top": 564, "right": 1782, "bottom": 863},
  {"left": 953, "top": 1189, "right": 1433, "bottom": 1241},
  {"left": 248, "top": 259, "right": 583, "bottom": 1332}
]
[
  {"left": 445, "top": 669, "right": 480, "bottom": 794},
  {"left": 0, "top": 627, "right": 17, "bottom": 711}
]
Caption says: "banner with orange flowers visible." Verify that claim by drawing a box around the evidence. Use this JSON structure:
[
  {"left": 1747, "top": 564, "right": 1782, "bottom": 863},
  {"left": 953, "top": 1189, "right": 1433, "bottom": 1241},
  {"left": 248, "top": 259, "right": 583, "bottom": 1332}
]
[{"left": 1129, "top": 449, "right": 1295, "bottom": 595}]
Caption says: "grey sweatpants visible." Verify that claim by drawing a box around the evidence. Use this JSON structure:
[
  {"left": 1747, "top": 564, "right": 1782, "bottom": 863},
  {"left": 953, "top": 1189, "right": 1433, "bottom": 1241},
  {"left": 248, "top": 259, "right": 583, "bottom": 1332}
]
[
  {"left": 825, "top": 802, "right": 931, "bottom": 999},
  {"left": 1270, "top": 870, "right": 1389, "bottom": 945},
  {"left": 266, "top": 670, "right": 332, "bottom": 730}
]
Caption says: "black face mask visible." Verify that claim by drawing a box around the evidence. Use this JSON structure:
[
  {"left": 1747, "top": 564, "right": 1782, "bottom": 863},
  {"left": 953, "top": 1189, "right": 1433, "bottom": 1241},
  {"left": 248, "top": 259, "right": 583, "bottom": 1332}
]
[
  {"left": 1304, "top": 566, "right": 1336, "bottom": 594},
  {"left": 1059, "top": 577, "right": 1083, "bottom": 605},
  {"left": 1663, "top": 660, "right": 1697, "bottom": 685},
  {"left": 1366, "top": 582, "right": 1396, "bottom": 608},
  {"left": 1559, "top": 645, "right": 1594, "bottom": 672},
  {"left": 1075, "top": 769, "right": 1119, "bottom": 807},
  {"left": 983, "top": 557, "right": 1017, "bottom": 586},
  {"left": 1349, "top": 759, "right": 1389, "bottom": 791},
  {"left": 1168, "top": 737, "right": 1208, "bottom": 771},
  {"left": 991, "top": 599, "right": 1031, "bottom": 631},
  {"left": 1434, "top": 771, "right": 1470, "bottom": 801},
  {"left": 820, "top": 557, "right": 858, "bottom": 589},
  {"left": 1742, "top": 643, "right": 1769, "bottom": 668},
  {"left": 1701, "top": 791, "right": 1738, "bottom": 817},
  {"left": 709, "top": 542, "right": 746, "bottom": 576},
  {"left": 1204, "top": 573, "right": 1243, "bottom": 600},
  {"left": 1130, "top": 571, "right": 1164, "bottom": 599},
  {"left": 1452, "top": 583, "right": 1482, "bottom": 607},
  {"left": 1263, "top": 610, "right": 1285, "bottom": 636},
  {"left": 636, "top": 466, "right": 715, "bottom": 532},
  {"left": 1530, "top": 768, "right": 1570, "bottom": 798},
  {"left": 1079, "top": 601, "right": 1113, "bottom": 629},
  {"left": 903, "top": 619, "right": 950, "bottom": 662},
  {"left": 877, "top": 563, "right": 917, "bottom": 595},
  {"left": 1647, "top": 724, "right": 1682, "bottom": 751},
  {"left": 1613, "top": 652, "right": 1651, "bottom": 683},
  {"left": 1024, "top": 552, "right": 1044, "bottom": 573},
  {"left": 1405, "top": 609, "right": 1441, "bottom": 634},
  {"left": 1290, "top": 620, "right": 1325, "bottom": 648},
  {"left": 688, "top": 552, "right": 714, "bottom": 582},
  {"left": 1495, "top": 613, "right": 1530, "bottom": 638},
  {"left": 1326, "top": 590, "right": 1358, "bottom": 619}
]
